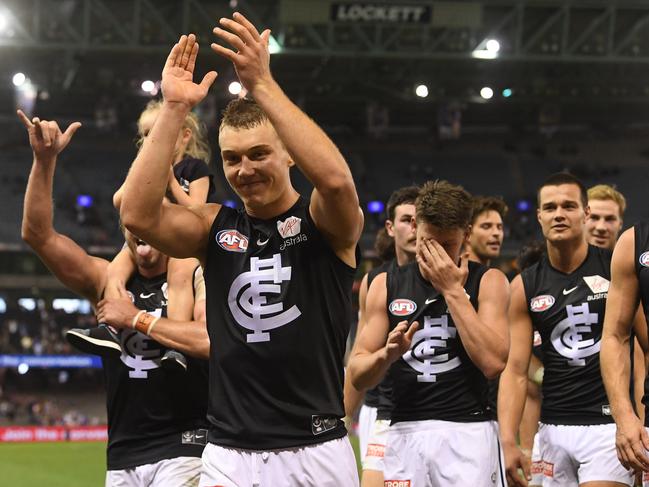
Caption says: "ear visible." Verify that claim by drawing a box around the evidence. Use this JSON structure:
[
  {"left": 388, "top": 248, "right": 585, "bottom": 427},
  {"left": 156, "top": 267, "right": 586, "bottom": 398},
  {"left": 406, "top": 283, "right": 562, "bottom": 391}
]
[
  {"left": 583, "top": 204, "right": 591, "bottom": 222},
  {"left": 536, "top": 207, "right": 542, "bottom": 225},
  {"left": 385, "top": 219, "right": 395, "bottom": 237},
  {"left": 181, "top": 127, "right": 192, "bottom": 145}
]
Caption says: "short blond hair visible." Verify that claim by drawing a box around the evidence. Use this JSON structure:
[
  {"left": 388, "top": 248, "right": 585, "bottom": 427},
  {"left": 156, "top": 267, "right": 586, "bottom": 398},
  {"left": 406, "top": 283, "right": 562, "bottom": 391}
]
[{"left": 587, "top": 184, "right": 626, "bottom": 217}]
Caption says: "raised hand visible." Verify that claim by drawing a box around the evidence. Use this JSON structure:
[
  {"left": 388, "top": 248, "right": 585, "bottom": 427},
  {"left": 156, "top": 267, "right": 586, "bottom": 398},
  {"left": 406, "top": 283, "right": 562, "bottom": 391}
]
[
  {"left": 383, "top": 320, "right": 419, "bottom": 364},
  {"left": 417, "top": 239, "right": 469, "bottom": 296},
  {"left": 17, "top": 110, "right": 81, "bottom": 161},
  {"left": 161, "top": 34, "right": 218, "bottom": 108},
  {"left": 211, "top": 12, "right": 273, "bottom": 94}
]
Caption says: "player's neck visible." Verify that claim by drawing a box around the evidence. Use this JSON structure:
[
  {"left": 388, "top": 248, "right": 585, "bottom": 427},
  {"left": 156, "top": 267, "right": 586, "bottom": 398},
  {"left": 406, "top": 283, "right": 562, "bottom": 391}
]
[
  {"left": 467, "top": 247, "right": 489, "bottom": 267},
  {"left": 395, "top": 248, "right": 415, "bottom": 266},
  {"left": 546, "top": 237, "right": 588, "bottom": 274}
]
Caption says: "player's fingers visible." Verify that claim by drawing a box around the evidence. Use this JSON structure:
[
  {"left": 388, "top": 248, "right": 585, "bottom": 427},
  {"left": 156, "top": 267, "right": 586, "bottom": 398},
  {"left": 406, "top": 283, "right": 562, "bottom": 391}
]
[
  {"left": 186, "top": 41, "right": 199, "bottom": 73},
  {"left": 221, "top": 16, "right": 256, "bottom": 47},
  {"left": 16, "top": 109, "right": 34, "bottom": 128},
  {"left": 62, "top": 122, "right": 82, "bottom": 140},
  {"left": 199, "top": 71, "right": 218, "bottom": 92},
  {"left": 640, "top": 425, "right": 649, "bottom": 451},
  {"left": 164, "top": 42, "right": 181, "bottom": 70},
  {"left": 232, "top": 12, "right": 261, "bottom": 41},
  {"left": 213, "top": 26, "right": 246, "bottom": 52},
  {"left": 630, "top": 442, "right": 649, "bottom": 471},
  {"left": 405, "top": 321, "right": 419, "bottom": 340},
  {"left": 210, "top": 42, "right": 238, "bottom": 63},
  {"left": 33, "top": 118, "right": 43, "bottom": 140},
  {"left": 39, "top": 121, "right": 52, "bottom": 146},
  {"left": 179, "top": 33, "right": 195, "bottom": 69},
  {"left": 260, "top": 29, "right": 271, "bottom": 46}
]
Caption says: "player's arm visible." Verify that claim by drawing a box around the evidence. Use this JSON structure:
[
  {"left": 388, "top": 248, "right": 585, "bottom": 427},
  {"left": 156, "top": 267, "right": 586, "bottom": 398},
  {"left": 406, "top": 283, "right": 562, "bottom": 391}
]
[
  {"left": 418, "top": 239, "right": 509, "bottom": 378},
  {"left": 167, "top": 170, "right": 210, "bottom": 207},
  {"left": 343, "top": 274, "right": 369, "bottom": 417},
  {"left": 18, "top": 111, "right": 106, "bottom": 305},
  {"left": 103, "top": 246, "right": 136, "bottom": 300},
  {"left": 167, "top": 258, "right": 201, "bottom": 321},
  {"left": 601, "top": 228, "right": 649, "bottom": 471},
  {"left": 498, "top": 274, "right": 534, "bottom": 487},
  {"left": 633, "top": 310, "right": 648, "bottom": 424},
  {"left": 120, "top": 35, "right": 218, "bottom": 260},
  {"left": 348, "top": 273, "right": 418, "bottom": 390},
  {"left": 211, "top": 13, "right": 363, "bottom": 266}
]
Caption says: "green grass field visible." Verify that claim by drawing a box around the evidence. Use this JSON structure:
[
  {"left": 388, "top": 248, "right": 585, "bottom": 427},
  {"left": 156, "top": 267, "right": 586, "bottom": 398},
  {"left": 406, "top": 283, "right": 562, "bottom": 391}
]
[
  {"left": 0, "top": 442, "right": 106, "bottom": 486},
  {"left": 0, "top": 434, "right": 361, "bottom": 485}
]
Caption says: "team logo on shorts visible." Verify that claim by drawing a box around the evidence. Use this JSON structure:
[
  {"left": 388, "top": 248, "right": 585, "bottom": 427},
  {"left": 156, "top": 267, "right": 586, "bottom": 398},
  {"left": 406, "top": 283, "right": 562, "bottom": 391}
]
[
  {"left": 228, "top": 253, "right": 301, "bottom": 343},
  {"left": 530, "top": 295, "right": 555, "bottom": 312},
  {"left": 216, "top": 230, "right": 249, "bottom": 253},
  {"left": 389, "top": 299, "right": 416, "bottom": 316},
  {"left": 640, "top": 251, "right": 649, "bottom": 267}
]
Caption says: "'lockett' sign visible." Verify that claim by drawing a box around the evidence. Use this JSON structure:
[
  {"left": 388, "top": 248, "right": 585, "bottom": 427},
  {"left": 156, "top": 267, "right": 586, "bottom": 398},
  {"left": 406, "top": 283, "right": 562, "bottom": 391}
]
[{"left": 331, "top": 3, "right": 432, "bottom": 23}]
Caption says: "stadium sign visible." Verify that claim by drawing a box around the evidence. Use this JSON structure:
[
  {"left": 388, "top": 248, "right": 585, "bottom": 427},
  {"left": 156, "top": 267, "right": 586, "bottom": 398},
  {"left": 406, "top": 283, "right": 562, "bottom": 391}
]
[
  {"left": 331, "top": 3, "right": 431, "bottom": 23},
  {"left": 0, "top": 426, "right": 107, "bottom": 443}
]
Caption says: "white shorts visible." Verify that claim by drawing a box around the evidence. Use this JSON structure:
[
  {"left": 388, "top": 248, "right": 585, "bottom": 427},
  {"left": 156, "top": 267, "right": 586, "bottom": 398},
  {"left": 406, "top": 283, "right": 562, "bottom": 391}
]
[
  {"left": 198, "top": 436, "right": 359, "bottom": 487},
  {"left": 383, "top": 419, "right": 503, "bottom": 487},
  {"left": 530, "top": 432, "right": 543, "bottom": 486},
  {"left": 106, "top": 457, "right": 202, "bottom": 487},
  {"left": 358, "top": 404, "right": 377, "bottom": 464},
  {"left": 362, "top": 419, "right": 390, "bottom": 472},
  {"left": 535, "top": 422, "right": 633, "bottom": 486}
]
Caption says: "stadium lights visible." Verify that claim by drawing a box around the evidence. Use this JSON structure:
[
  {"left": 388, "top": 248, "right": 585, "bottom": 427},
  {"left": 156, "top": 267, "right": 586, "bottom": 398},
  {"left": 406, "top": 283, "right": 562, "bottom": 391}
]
[
  {"left": 486, "top": 39, "right": 500, "bottom": 53},
  {"left": 517, "top": 199, "right": 532, "bottom": 212},
  {"left": 12, "top": 72, "right": 26, "bottom": 87},
  {"left": 480, "top": 87, "right": 494, "bottom": 100},
  {"left": 502, "top": 88, "right": 513, "bottom": 98},
  {"left": 415, "top": 84, "right": 429, "bottom": 98},
  {"left": 223, "top": 199, "right": 237, "bottom": 208},
  {"left": 472, "top": 38, "right": 500, "bottom": 60},
  {"left": 141, "top": 80, "right": 155, "bottom": 94},
  {"left": 17, "top": 363, "right": 29, "bottom": 375},
  {"left": 228, "top": 81, "right": 242, "bottom": 95},
  {"left": 367, "top": 201, "right": 385, "bottom": 214},
  {"left": 76, "top": 195, "right": 93, "bottom": 208},
  {"left": 0, "top": 11, "right": 8, "bottom": 32},
  {"left": 268, "top": 34, "right": 281, "bottom": 55}
]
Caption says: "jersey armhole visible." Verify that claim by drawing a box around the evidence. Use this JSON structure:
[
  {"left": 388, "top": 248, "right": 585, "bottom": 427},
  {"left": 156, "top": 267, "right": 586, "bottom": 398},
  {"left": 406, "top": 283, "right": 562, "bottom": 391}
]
[{"left": 305, "top": 203, "right": 359, "bottom": 274}]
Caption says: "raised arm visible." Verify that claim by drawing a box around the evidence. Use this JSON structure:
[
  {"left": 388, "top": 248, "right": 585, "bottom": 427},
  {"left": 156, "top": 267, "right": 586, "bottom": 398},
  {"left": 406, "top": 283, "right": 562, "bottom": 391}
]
[
  {"left": 601, "top": 228, "right": 649, "bottom": 472},
  {"left": 211, "top": 13, "right": 363, "bottom": 265},
  {"left": 18, "top": 111, "right": 106, "bottom": 305},
  {"left": 120, "top": 35, "right": 219, "bottom": 260},
  {"left": 498, "top": 274, "right": 534, "bottom": 487},
  {"left": 417, "top": 240, "right": 509, "bottom": 379},
  {"left": 347, "top": 273, "right": 418, "bottom": 390}
]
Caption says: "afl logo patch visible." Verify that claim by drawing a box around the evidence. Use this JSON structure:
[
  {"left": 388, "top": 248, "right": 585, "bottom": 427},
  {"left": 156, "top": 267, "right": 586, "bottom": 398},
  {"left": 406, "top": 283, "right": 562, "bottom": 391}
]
[
  {"left": 389, "top": 299, "right": 417, "bottom": 316},
  {"left": 530, "top": 294, "right": 555, "bottom": 313},
  {"left": 216, "top": 230, "right": 249, "bottom": 253},
  {"left": 640, "top": 251, "right": 649, "bottom": 267}
]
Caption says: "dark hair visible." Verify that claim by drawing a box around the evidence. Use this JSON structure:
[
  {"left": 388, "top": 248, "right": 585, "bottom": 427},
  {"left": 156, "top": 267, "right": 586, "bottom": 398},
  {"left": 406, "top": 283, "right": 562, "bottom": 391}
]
[
  {"left": 220, "top": 98, "right": 269, "bottom": 131},
  {"left": 416, "top": 180, "right": 473, "bottom": 229},
  {"left": 517, "top": 240, "right": 546, "bottom": 270},
  {"left": 373, "top": 227, "right": 396, "bottom": 262},
  {"left": 386, "top": 185, "right": 420, "bottom": 222},
  {"left": 471, "top": 196, "right": 508, "bottom": 224},
  {"left": 537, "top": 172, "right": 588, "bottom": 209}
]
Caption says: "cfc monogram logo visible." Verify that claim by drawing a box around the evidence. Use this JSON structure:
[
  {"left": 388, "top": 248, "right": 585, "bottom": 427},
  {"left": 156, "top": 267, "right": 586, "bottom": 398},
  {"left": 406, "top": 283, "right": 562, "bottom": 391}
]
[
  {"left": 550, "top": 303, "right": 600, "bottom": 366},
  {"left": 228, "top": 253, "right": 302, "bottom": 343},
  {"left": 403, "top": 315, "right": 462, "bottom": 382},
  {"left": 120, "top": 308, "right": 163, "bottom": 378}
]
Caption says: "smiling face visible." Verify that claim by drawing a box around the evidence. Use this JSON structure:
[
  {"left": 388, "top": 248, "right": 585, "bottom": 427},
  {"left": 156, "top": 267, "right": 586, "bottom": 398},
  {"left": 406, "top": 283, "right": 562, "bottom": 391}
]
[
  {"left": 468, "top": 210, "right": 504, "bottom": 262},
  {"left": 585, "top": 199, "right": 623, "bottom": 250},
  {"left": 537, "top": 183, "right": 589, "bottom": 244},
  {"left": 219, "top": 121, "right": 294, "bottom": 213}
]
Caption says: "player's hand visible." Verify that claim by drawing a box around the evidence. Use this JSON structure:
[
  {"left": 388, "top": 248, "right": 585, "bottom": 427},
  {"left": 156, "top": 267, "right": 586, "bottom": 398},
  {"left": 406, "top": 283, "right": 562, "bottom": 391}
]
[
  {"left": 417, "top": 239, "right": 469, "bottom": 296},
  {"left": 615, "top": 413, "right": 649, "bottom": 472},
  {"left": 502, "top": 441, "right": 530, "bottom": 487},
  {"left": 96, "top": 297, "right": 140, "bottom": 330},
  {"left": 17, "top": 110, "right": 81, "bottom": 161},
  {"left": 211, "top": 12, "right": 273, "bottom": 95},
  {"left": 161, "top": 34, "right": 217, "bottom": 109},
  {"left": 383, "top": 320, "right": 419, "bottom": 364}
]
